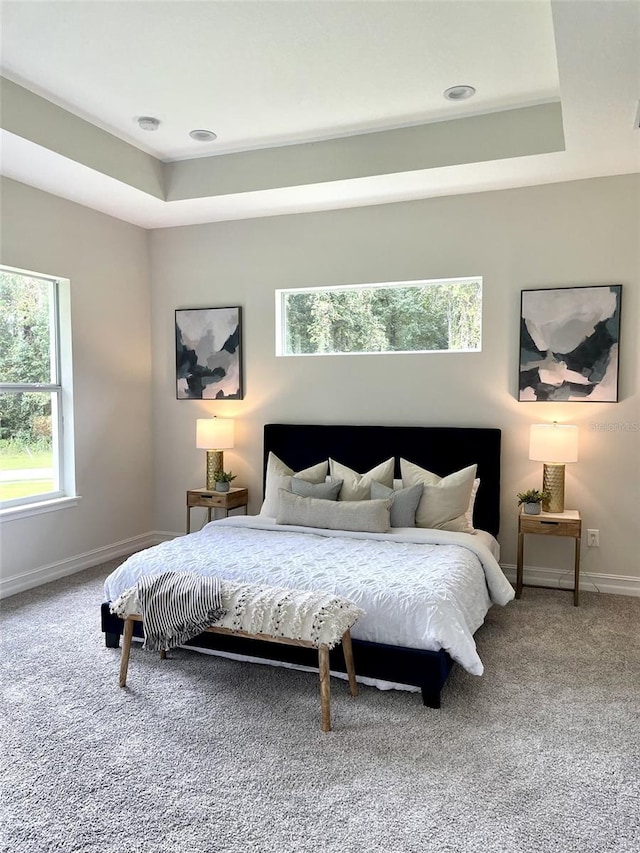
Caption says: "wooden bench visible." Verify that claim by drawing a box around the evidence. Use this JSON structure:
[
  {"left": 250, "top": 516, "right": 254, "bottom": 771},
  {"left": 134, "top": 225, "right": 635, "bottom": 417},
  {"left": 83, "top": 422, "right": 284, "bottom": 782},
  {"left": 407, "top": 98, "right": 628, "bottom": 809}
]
[{"left": 118, "top": 615, "right": 358, "bottom": 732}]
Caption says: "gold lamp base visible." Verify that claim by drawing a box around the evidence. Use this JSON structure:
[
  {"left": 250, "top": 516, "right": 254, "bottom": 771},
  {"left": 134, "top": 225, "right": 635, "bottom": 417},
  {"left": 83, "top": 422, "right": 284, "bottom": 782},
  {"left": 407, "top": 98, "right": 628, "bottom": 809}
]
[
  {"left": 542, "top": 463, "right": 565, "bottom": 513},
  {"left": 205, "top": 450, "right": 224, "bottom": 490}
]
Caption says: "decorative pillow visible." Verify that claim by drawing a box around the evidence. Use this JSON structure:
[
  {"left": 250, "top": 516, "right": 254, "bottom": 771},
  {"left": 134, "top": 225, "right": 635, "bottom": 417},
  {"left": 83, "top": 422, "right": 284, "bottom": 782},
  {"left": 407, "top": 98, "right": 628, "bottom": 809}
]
[
  {"left": 465, "top": 478, "right": 480, "bottom": 533},
  {"left": 370, "top": 481, "right": 422, "bottom": 528},
  {"left": 290, "top": 477, "right": 342, "bottom": 501},
  {"left": 259, "top": 452, "right": 328, "bottom": 517},
  {"left": 276, "top": 490, "right": 391, "bottom": 533},
  {"left": 400, "top": 458, "right": 478, "bottom": 533},
  {"left": 329, "top": 457, "right": 394, "bottom": 501}
]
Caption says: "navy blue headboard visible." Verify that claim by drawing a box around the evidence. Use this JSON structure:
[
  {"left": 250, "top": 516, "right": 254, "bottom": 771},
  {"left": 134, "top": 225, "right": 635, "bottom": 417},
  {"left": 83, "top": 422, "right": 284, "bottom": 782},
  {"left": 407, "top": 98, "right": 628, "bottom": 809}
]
[{"left": 263, "top": 424, "right": 501, "bottom": 537}]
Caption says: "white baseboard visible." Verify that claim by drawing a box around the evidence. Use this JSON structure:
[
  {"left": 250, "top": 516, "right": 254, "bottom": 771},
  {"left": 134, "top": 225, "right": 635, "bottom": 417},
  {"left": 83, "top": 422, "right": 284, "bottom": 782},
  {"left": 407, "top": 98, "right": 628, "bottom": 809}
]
[
  {"left": 154, "top": 530, "right": 181, "bottom": 543},
  {"left": 0, "top": 531, "right": 164, "bottom": 599},
  {"left": 501, "top": 563, "right": 640, "bottom": 598}
]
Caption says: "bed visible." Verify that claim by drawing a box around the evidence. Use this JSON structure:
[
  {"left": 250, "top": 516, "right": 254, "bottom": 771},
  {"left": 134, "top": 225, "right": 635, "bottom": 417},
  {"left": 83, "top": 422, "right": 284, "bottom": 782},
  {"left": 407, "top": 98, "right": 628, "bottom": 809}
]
[{"left": 101, "top": 423, "right": 512, "bottom": 708}]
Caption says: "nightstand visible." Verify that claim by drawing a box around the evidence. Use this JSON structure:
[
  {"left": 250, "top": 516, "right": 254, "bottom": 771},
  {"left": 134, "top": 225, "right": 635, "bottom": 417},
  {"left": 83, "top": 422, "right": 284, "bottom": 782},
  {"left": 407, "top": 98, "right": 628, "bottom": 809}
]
[
  {"left": 516, "top": 509, "right": 582, "bottom": 605},
  {"left": 186, "top": 487, "right": 248, "bottom": 533}
]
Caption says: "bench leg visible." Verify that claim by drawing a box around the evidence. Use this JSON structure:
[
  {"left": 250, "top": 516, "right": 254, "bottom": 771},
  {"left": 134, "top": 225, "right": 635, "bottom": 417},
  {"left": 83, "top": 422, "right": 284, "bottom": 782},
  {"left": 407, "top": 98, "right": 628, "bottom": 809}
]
[
  {"left": 119, "top": 617, "right": 134, "bottom": 688},
  {"left": 342, "top": 630, "right": 358, "bottom": 697},
  {"left": 318, "top": 645, "right": 331, "bottom": 732}
]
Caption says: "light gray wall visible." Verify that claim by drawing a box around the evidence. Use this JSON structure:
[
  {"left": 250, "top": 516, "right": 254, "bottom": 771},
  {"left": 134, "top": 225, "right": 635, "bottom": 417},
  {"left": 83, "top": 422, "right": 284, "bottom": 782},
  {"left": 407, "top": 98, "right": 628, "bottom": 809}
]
[
  {"left": 150, "top": 174, "right": 639, "bottom": 585},
  {"left": 1, "top": 174, "right": 637, "bottom": 596},
  {"left": 0, "top": 179, "right": 153, "bottom": 592}
]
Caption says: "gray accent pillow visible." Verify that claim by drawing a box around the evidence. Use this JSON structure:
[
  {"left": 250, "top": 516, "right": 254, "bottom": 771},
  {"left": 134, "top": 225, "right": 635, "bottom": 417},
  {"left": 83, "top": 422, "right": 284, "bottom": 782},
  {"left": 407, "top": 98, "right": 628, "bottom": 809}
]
[
  {"left": 260, "top": 453, "right": 328, "bottom": 517},
  {"left": 290, "top": 477, "right": 343, "bottom": 501},
  {"left": 329, "top": 457, "right": 394, "bottom": 501},
  {"left": 370, "top": 480, "right": 422, "bottom": 528},
  {"left": 276, "top": 490, "right": 391, "bottom": 533}
]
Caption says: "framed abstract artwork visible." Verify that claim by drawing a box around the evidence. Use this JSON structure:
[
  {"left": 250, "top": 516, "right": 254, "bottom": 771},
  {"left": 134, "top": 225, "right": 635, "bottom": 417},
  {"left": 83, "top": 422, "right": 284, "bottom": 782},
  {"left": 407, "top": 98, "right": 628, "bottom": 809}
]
[
  {"left": 175, "top": 306, "right": 243, "bottom": 400},
  {"left": 519, "top": 285, "right": 621, "bottom": 402}
]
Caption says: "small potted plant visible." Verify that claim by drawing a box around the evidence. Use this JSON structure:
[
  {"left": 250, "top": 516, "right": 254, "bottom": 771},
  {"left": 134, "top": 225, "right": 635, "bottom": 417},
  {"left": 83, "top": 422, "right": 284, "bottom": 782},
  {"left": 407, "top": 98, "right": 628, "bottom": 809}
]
[
  {"left": 215, "top": 471, "right": 237, "bottom": 493},
  {"left": 517, "top": 489, "right": 549, "bottom": 515}
]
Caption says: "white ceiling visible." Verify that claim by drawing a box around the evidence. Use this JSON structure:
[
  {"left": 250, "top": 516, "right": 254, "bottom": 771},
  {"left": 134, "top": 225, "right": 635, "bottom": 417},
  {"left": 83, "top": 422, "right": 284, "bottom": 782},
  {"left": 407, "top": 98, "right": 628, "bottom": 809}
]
[{"left": 1, "top": 0, "right": 639, "bottom": 229}]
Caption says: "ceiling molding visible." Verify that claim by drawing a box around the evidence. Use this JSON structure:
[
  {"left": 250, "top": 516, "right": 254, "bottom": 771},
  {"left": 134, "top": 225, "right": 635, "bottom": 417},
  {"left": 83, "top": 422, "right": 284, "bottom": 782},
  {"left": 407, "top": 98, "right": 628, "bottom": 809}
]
[
  {"left": 0, "top": 77, "right": 165, "bottom": 199},
  {"left": 165, "top": 104, "right": 565, "bottom": 201},
  {"left": 1, "top": 77, "right": 564, "bottom": 206}
]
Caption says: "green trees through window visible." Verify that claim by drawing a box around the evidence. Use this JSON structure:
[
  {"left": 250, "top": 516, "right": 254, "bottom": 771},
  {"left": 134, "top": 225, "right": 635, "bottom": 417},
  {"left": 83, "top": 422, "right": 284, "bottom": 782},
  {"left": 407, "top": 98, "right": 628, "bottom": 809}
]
[
  {"left": 0, "top": 269, "right": 60, "bottom": 504},
  {"left": 278, "top": 278, "right": 482, "bottom": 356}
]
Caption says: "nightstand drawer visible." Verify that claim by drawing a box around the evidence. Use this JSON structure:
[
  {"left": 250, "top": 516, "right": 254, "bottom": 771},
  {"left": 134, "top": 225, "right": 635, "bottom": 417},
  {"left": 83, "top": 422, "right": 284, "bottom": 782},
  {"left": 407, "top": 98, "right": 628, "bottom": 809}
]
[
  {"left": 187, "top": 489, "right": 248, "bottom": 510},
  {"left": 519, "top": 516, "right": 581, "bottom": 537},
  {"left": 189, "top": 493, "right": 228, "bottom": 508}
]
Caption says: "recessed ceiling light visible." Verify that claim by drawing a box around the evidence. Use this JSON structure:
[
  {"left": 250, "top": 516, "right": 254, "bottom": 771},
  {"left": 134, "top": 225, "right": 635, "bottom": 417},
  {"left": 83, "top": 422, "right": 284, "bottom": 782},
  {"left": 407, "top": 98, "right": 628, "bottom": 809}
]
[
  {"left": 138, "top": 116, "right": 160, "bottom": 131},
  {"left": 189, "top": 129, "right": 217, "bottom": 142},
  {"left": 443, "top": 85, "right": 476, "bottom": 102}
]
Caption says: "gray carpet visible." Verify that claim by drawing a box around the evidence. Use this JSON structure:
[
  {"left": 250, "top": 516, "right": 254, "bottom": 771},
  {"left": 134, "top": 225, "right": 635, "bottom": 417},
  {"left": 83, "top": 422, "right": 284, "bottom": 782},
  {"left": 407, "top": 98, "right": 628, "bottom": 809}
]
[{"left": 1, "top": 562, "right": 639, "bottom": 853}]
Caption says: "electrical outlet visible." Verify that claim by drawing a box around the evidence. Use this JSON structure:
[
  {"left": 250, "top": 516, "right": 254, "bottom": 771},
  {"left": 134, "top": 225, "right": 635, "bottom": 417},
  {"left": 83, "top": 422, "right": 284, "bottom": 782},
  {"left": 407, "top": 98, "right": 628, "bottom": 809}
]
[{"left": 587, "top": 529, "right": 600, "bottom": 547}]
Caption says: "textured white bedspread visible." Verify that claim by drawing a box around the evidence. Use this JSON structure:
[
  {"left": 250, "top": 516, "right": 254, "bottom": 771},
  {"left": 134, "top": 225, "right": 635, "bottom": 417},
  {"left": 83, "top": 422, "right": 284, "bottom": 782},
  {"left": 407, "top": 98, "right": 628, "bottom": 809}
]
[{"left": 104, "top": 516, "right": 514, "bottom": 676}]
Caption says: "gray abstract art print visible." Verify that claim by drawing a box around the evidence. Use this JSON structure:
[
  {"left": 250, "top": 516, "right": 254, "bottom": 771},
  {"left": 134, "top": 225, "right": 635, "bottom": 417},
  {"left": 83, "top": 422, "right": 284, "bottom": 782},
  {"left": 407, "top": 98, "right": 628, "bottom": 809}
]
[
  {"left": 175, "top": 306, "right": 243, "bottom": 400},
  {"left": 519, "top": 285, "right": 621, "bottom": 402}
]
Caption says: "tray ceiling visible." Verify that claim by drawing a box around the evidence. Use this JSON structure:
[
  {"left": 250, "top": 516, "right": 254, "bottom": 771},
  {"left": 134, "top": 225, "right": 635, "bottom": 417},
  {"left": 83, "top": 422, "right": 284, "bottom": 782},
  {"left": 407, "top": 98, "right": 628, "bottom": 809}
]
[{"left": 1, "top": 0, "right": 638, "bottom": 228}]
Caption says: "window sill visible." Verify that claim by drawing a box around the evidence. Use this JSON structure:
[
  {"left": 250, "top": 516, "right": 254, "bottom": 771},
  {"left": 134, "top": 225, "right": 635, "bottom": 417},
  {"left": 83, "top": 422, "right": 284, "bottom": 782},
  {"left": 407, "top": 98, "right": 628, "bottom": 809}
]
[{"left": 0, "top": 495, "right": 82, "bottom": 522}]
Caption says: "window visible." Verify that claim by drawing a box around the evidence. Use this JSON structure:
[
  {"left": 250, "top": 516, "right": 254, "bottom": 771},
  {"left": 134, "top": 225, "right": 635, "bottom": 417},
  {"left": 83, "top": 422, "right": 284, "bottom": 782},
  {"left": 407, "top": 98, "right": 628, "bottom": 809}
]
[
  {"left": 0, "top": 266, "right": 75, "bottom": 512},
  {"left": 276, "top": 277, "right": 482, "bottom": 356}
]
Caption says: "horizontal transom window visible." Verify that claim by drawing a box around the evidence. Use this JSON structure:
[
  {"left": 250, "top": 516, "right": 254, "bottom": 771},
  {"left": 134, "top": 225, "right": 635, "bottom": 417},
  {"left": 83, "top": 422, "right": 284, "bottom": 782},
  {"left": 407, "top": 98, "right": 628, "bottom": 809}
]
[{"left": 276, "top": 277, "right": 482, "bottom": 356}]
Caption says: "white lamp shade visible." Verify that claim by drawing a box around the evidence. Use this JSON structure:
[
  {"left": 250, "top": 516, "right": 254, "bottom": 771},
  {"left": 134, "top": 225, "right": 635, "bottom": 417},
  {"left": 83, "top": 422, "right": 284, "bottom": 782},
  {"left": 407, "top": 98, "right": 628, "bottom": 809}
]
[
  {"left": 529, "top": 423, "right": 578, "bottom": 463},
  {"left": 196, "top": 417, "right": 235, "bottom": 450}
]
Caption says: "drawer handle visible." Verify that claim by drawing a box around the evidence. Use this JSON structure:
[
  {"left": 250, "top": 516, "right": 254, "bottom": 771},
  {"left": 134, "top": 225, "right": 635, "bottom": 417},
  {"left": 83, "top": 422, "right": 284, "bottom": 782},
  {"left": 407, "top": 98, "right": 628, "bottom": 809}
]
[{"left": 540, "top": 521, "right": 559, "bottom": 526}]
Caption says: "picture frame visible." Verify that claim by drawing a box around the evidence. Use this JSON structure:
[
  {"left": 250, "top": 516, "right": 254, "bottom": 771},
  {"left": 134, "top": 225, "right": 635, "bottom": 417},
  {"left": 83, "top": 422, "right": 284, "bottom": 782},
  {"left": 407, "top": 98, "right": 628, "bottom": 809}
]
[
  {"left": 175, "top": 306, "right": 243, "bottom": 400},
  {"left": 519, "top": 284, "right": 621, "bottom": 402}
]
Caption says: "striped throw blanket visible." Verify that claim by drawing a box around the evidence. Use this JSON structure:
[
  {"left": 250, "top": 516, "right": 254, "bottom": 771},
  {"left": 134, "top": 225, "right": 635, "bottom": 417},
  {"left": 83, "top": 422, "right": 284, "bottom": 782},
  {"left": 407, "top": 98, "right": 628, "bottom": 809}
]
[
  {"left": 110, "top": 576, "right": 363, "bottom": 651},
  {"left": 114, "top": 571, "right": 226, "bottom": 652}
]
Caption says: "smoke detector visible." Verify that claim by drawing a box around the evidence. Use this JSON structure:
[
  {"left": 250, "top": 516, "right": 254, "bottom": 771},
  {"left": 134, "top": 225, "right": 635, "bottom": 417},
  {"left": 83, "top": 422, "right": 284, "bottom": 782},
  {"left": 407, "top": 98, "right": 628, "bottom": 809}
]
[{"left": 138, "top": 116, "right": 160, "bottom": 131}]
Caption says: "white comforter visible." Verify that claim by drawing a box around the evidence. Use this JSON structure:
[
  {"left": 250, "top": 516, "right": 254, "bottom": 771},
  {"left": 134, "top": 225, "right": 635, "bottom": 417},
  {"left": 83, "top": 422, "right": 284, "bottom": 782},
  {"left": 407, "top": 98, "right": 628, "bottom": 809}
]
[{"left": 104, "top": 516, "right": 514, "bottom": 677}]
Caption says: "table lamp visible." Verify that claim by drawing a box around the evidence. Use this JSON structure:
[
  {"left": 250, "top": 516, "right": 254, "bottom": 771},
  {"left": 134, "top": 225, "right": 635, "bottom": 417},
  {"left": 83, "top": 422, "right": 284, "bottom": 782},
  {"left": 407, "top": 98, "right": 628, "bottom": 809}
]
[
  {"left": 529, "top": 422, "right": 578, "bottom": 513},
  {"left": 196, "top": 417, "right": 235, "bottom": 490}
]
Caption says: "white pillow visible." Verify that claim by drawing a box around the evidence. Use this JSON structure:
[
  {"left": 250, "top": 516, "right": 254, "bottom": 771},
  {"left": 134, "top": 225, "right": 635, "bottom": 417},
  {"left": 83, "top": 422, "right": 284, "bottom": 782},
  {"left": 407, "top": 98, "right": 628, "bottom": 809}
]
[
  {"left": 400, "top": 458, "right": 478, "bottom": 533},
  {"left": 466, "top": 478, "right": 480, "bottom": 533},
  {"left": 393, "top": 475, "right": 480, "bottom": 527},
  {"left": 260, "top": 452, "right": 328, "bottom": 517},
  {"left": 276, "top": 489, "right": 391, "bottom": 533},
  {"left": 329, "top": 457, "right": 394, "bottom": 501}
]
